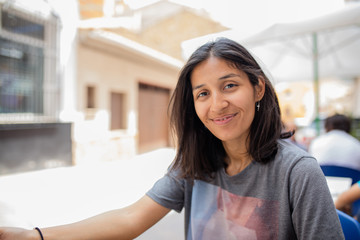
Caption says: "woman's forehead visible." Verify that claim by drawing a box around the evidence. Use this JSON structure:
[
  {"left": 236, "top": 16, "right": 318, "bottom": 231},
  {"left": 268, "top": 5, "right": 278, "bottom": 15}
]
[{"left": 191, "top": 57, "right": 247, "bottom": 81}]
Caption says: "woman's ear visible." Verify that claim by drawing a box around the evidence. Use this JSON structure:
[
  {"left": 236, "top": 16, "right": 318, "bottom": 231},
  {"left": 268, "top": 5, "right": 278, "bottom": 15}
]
[{"left": 255, "top": 77, "right": 265, "bottom": 101}]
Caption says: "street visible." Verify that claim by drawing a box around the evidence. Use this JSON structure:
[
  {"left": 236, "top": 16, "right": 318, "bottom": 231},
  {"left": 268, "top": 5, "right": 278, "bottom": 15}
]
[{"left": 0, "top": 148, "right": 184, "bottom": 239}]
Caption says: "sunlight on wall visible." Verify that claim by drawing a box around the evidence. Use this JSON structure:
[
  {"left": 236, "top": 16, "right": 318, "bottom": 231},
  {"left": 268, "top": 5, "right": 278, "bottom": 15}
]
[
  {"left": 48, "top": 0, "right": 79, "bottom": 119},
  {"left": 128, "top": 110, "right": 137, "bottom": 135}
]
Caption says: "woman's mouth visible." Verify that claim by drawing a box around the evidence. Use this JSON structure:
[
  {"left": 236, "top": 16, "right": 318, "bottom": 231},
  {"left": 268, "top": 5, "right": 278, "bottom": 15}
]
[{"left": 212, "top": 113, "right": 237, "bottom": 125}]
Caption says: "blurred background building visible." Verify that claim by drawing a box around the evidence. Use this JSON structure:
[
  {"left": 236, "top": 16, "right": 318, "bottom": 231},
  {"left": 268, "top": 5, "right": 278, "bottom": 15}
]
[
  {"left": 0, "top": 0, "right": 68, "bottom": 174},
  {"left": 0, "top": 0, "right": 359, "bottom": 175}
]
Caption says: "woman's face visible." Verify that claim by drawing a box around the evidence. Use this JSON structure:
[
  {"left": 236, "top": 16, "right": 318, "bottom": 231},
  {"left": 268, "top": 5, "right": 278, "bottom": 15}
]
[{"left": 191, "top": 56, "right": 264, "bottom": 145}]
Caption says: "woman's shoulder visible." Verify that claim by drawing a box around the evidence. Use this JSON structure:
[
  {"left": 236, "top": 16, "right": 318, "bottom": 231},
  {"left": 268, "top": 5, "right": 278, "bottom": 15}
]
[
  {"left": 274, "top": 139, "right": 318, "bottom": 169},
  {"left": 277, "top": 139, "right": 312, "bottom": 158},
  {"left": 259, "top": 140, "right": 323, "bottom": 185}
]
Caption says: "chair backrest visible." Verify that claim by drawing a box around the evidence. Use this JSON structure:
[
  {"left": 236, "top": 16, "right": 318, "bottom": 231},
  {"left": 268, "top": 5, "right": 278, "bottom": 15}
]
[
  {"left": 337, "top": 209, "right": 360, "bottom": 240},
  {"left": 321, "top": 165, "right": 360, "bottom": 216},
  {"left": 320, "top": 165, "right": 360, "bottom": 185}
]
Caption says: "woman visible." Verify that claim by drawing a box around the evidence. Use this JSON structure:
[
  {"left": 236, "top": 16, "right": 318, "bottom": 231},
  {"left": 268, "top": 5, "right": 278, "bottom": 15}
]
[{"left": 0, "top": 38, "right": 343, "bottom": 240}]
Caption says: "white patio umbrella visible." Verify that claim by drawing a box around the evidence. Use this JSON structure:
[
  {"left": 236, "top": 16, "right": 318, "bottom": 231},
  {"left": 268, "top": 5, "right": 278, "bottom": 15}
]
[
  {"left": 239, "top": 3, "right": 360, "bottom": 80},
  {"left": 239, "top": 3, "right": 360, "bottom": 133}
]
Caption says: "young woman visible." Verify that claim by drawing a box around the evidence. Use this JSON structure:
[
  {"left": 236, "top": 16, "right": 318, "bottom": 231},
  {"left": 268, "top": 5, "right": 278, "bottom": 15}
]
[{"left": 0, "top": 38, "right": 344, "bottom": 240}]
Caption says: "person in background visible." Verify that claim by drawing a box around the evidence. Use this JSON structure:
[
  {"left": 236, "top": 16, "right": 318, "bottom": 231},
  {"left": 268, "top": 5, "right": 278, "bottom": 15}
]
[
  {"left": 335, "top": 181, "right": 360, "bottom": 220},
  {"left": 0, "top": 38, "right": 344, "bottom": 240},
  {"left": 309, "top": 114, "right": 360, "bottom": 171}
]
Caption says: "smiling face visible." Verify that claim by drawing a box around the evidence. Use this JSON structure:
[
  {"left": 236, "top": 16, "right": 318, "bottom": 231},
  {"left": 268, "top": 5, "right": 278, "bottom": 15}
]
[{"left": 191, "top": 56, "right": 264, "bottom": 146}]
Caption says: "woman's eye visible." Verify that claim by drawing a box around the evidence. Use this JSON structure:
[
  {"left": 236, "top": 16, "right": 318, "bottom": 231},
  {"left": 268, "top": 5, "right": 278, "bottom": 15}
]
[
  {"left": 198, "top": 91, "right": 208, "bottom": 98},
  {"left": 224, "top": 83, "right": 236, "bottom": 89}
]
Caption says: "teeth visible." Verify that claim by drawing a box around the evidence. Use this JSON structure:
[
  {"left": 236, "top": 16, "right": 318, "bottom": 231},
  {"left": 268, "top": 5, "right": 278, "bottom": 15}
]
[{"left": 217, "top": 116, "right": 231, "bottom": 121}]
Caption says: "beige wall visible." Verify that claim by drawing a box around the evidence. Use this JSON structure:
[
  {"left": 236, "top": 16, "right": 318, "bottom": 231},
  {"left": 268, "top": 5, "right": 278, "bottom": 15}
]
[
  {"left": 74, "top": 35, "right": 180, "bottom": 163},
  {"left": 109, "top": 9, "right": 228, "bottom": 60}
]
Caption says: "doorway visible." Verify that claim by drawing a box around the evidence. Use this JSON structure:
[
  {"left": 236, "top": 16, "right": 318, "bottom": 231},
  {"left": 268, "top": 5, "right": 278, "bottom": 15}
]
[{"left": 138, "top": 83, "right": 170, "bottom": 153}]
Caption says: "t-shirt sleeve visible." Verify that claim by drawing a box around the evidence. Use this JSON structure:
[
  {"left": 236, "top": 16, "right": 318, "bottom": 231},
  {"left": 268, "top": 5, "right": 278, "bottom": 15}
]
[
  {"left": 146, "top": 170, "right": 185, "bottom": 213},
  {"left": 289, "top": 157, "right": 345, "bottom": 239}
]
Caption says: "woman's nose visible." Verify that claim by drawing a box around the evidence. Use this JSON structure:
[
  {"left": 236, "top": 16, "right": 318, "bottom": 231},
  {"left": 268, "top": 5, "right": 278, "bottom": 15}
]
[{"left": 210, "top": 93, "right": 229, "bottom": 112}]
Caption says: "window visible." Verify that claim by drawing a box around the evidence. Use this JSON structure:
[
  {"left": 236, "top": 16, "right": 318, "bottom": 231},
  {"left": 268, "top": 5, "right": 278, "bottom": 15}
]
[
  {"left": 0, "top": 6, "right": 59, "bottom": 122},
  {"left": 110, "top": 92, "right": 126, "bottom": 130},
  {"left": 0, "top": 37, "right": 44, "bottom": 114},
  {"left": 86, "top": 86, "right": 96, "bottom": 109}
]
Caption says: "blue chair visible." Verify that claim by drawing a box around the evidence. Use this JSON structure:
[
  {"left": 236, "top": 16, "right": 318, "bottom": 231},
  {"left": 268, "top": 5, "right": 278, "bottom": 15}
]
[
  {"left": 320, "top": 165, "right": 360, "bottom": 216},
  {"left": 337, "top": 209, "right": 360, "bottom": 240},
  {"left": 320, "top": 165, "right": 360, "bottom": 185}
]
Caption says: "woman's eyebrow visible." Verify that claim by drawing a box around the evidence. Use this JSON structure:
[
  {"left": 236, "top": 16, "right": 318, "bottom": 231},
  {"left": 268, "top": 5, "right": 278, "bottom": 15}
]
[
  {"left": 192, "top": 73, "right": 241, "bottom": 91},
  {"left": 192, "top": 84, "right": 205, "bottom": 91},
  {"left": 219, "top": 73, "right": 241, "bottom": 80}
]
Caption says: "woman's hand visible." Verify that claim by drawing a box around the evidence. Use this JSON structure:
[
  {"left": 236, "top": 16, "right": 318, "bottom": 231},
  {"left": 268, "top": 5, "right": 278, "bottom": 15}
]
[
  {"left": 335, "top": 182, "right": 360, "bottom": 214},
  {"left": 0, "top": 227, "right": 38, "bottom": 240}
]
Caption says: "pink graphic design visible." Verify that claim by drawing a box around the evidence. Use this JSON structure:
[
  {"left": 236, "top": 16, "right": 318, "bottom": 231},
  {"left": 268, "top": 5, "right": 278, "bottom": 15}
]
[{"left": 189, "top": 181, "right": 279, "bottom": 240}]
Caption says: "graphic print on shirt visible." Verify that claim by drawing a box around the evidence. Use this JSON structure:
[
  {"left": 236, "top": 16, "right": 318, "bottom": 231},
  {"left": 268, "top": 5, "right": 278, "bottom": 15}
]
[{"left": 188, "top": 180, "right": 279, "bottom": 240}]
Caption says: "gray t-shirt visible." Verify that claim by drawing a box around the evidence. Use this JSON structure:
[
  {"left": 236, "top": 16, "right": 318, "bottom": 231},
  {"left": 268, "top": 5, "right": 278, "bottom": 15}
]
[{"left": 147, "top": 140, "right": 344, "bottom": 240}]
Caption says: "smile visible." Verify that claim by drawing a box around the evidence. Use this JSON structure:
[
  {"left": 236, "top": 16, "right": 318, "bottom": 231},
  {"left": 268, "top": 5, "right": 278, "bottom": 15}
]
[{"left": 212, "top": 113, "right": 237, "bottom": 125}]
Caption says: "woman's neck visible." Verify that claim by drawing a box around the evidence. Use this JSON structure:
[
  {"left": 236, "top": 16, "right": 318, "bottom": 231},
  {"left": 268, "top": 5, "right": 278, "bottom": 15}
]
[{"left": 223, "top": 141, "right": 252, "bottom": 176}]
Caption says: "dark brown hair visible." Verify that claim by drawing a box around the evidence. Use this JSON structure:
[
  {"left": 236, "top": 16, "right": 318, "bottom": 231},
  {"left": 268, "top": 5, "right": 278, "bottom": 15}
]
[
  {"left": 169, "top": 38, "right": 285, "bottom": 180},
  {"left": 325, "top": 114, "right": 351, "bottom": 133}
]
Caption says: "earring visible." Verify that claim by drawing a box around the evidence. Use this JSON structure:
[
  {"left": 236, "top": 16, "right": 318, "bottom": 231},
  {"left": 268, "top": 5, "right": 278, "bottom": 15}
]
[{"left": 256, "top": 101, "right": 260, "bottom": 112}]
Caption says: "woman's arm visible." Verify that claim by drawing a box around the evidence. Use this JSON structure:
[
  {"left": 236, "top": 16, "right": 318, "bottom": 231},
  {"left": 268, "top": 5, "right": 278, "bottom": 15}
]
[
  {"left": 335, "top": 182, "right": 360, "bottom": 212},
  {"left": 0, "top": 195, "right": 170, "bottom": 240}
]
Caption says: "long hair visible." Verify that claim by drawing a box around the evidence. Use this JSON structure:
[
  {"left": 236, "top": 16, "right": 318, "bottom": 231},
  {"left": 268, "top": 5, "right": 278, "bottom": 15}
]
[{"left": 169, "top": 38, "right": 285, "bottom": 180}]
